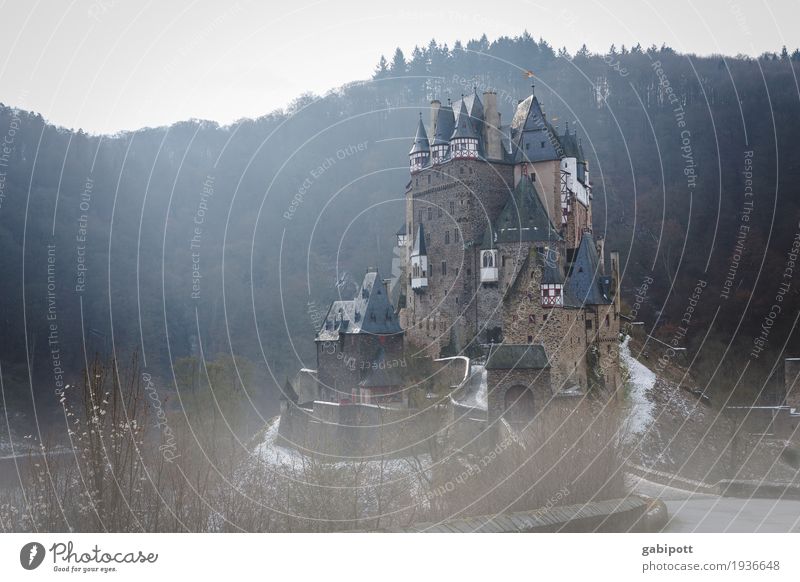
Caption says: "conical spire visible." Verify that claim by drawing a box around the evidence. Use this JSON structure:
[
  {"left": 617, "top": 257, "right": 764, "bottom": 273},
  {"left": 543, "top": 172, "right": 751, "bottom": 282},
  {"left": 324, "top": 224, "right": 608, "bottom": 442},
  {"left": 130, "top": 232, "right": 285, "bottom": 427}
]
[
  {"left": 409, "top": 114, "right": 430, "bottom": 154},
  {"left": 451, "top": 100, "right": 479, "bottom": 140}
]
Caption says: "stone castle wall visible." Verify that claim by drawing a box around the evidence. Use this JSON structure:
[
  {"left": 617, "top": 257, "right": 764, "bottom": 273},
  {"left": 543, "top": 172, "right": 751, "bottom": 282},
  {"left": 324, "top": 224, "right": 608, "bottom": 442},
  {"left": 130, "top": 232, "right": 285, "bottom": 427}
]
[
  {"left": 316, "top": 334, "right": 404, "bottom": 401},
  {"left": 405, "top": 159, "right": 514, "bottom": 353}
]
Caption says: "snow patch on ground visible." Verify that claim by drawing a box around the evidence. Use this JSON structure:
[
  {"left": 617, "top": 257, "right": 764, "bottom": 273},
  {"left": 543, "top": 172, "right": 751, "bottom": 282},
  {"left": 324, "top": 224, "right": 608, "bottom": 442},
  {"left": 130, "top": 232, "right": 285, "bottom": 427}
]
[
  {"left": 250, "top": 416, "right": 433, "bottom": 504},
  {"left": 621, "top": 337, "right": 657, "bottom": 438}
]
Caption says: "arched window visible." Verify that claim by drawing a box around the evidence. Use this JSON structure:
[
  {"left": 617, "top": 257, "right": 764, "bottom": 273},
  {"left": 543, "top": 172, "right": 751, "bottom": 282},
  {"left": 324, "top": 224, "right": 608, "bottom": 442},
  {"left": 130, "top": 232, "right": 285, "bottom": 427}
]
[{"left": 445, "top": 231, "right": 450, "bottom": 244}]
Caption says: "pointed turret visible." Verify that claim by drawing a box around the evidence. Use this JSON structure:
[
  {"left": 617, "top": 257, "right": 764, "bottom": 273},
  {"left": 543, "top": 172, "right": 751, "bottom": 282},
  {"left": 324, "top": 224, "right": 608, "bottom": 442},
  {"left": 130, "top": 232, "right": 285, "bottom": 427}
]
[
  {"left": 450, "top": 100, "right": 480, "bottom": 159},
  {"left": 563, "top": 234, "right": 612, "bottom": 306},
  {"left": 409, "top": 114, "right": 430, "bottom": 174},
  {"left": 431, "top": 105, "right": 455, "bottom": 163}
]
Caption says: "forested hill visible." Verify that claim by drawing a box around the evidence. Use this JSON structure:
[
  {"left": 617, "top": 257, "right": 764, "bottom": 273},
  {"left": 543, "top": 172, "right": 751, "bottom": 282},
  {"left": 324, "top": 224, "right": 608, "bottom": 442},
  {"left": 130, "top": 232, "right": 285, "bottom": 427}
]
[{"left": 1, "top": 33, "right": 799, "bottom": 418}]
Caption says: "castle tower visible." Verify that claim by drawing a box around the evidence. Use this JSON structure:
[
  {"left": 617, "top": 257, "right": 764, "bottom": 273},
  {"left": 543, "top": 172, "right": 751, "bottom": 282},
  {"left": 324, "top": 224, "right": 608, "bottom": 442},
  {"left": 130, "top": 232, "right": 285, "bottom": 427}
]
[
  {"left": 409, "top": 115, "right": 430, "bottom": 173},
  {"left": 450, "top": 100, "right": 480, "bottom": 159},
  {"left": 430, "top": 104, "right": 454, "bottom": 164}
]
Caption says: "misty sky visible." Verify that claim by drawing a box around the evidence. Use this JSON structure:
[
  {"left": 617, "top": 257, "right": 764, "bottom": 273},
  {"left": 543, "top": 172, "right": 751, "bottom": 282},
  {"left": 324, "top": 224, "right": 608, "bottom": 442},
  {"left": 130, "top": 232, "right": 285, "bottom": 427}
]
[{"left": 0, "top": 0, "right": 796, "bottom": 134}]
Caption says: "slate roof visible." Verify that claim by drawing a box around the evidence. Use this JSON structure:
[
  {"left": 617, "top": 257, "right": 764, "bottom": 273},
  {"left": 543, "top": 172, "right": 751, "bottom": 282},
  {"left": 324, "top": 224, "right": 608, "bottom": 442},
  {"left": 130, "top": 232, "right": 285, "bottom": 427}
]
[
  {"left": 451, "top": 100, "right": 480, "bottom": 140},
  {"left": 511, "top": 93, "right": 563, "bottom": 163},
  {"left": 409, "top": 116, "right": 430, "bottom": 154},
  {"left": 559, "top": 129, "right": 583, "bottom": 160},
  {"left": 485, "top": 344, "right": 550, "bottom": 370},
  {"left": 541, "top": 256, "right": 564, "bottom": 285},
  {"left": 316, "top": 270, "right": 403, "bottom": 341},
  {"left": 563, "top": 234, "right": 613, "bottom": 306},
  {"left": 485, "top": 177, "right": 561, "bottom": 246},
  {"left": 452, "top": 88, "right": 484, "bottom": 126},
  {"left": 412, "top": 223, "right": 427, "bottom": 256},
  {"left": 432, "top": 106, "right": 455, "bottom": 146}
]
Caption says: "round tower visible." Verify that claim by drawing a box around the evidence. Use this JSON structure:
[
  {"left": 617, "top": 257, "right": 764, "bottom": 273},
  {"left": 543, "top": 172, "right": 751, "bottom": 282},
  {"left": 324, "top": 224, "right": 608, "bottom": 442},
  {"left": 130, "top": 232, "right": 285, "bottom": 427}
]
[
  {"left": 409, "top": 114, "right": 430, "bottom": 173},
  {"left": 450, "top": 100, "right": 479, "bottom": 159}
]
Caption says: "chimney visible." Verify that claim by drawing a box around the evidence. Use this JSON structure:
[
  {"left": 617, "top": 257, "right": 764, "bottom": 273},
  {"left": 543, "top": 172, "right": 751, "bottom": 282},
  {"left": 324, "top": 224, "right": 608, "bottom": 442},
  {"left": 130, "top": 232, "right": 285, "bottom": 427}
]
[
  {"left": 482, "top": 91, "right": 502, "bottom": 160},
  {"left": 383, "top": 278, "right": 392, "bottom": 299},
  {"left": 609, "top": 250, "right": 621, "bottom": 314},
  {"left": 430, "top": 99, "right": 441, "bottom": 136}
]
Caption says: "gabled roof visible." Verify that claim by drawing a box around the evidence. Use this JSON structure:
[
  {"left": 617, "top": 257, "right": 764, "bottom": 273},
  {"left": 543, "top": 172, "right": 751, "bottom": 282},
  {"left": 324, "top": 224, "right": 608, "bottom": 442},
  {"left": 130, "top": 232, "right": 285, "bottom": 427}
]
[
  {"left": 541, "top": 256, "right": 564, "bottom": 285},
  {"left": 396, "top": 223, "right": 407, "bottom": 236},
  {"left": 316, "top": 270, "right": 403, "bottom": 340},
  {"left": 486, "top": 344, "right": 549, "bottom": 370},
  {"left": 486, "top": 177, "right": 561, "bottom": 246},
  {"left": 511, "top": 93, "right": 562, "bottom": 163},
  {"left": 412, "top": 223, "right": 427, "bottom": 256},
  {"left": 563, "top": 234, "right": 613, "bottom": 306},
  {"left": 559, "top": 128, "right": 584, "bottom": 161},
  {"left": 432, "top": 106, "right": 455, "bottom": 146},
  {"left": 451, "top": 100, "right": 480, "bottom": 140},
  {"left": 409, "top": 116, "right": 430, "bottom": 154},
  {"left": 452, "top": 88, "right": 484, "bottom": 125}
]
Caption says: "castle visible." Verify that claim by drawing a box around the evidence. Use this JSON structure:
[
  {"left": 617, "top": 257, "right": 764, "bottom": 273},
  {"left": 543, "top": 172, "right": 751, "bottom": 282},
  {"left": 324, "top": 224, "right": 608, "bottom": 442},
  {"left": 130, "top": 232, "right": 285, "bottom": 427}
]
[{"left": 283, "top": 84, "right": 622, "bottom": 445}]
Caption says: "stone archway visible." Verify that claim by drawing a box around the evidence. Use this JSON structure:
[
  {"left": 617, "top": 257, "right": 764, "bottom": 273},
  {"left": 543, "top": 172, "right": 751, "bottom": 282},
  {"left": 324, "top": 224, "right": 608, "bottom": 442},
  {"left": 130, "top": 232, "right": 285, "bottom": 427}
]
[{"left": 504, "top": 385, "right": 535, "bottom": 423}]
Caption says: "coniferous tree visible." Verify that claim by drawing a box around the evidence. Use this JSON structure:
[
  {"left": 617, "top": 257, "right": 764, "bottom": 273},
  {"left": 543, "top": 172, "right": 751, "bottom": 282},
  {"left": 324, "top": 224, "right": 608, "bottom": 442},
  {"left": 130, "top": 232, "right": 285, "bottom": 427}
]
[{"left": 390, "top": 48, "right": 406, "bottom": 74}]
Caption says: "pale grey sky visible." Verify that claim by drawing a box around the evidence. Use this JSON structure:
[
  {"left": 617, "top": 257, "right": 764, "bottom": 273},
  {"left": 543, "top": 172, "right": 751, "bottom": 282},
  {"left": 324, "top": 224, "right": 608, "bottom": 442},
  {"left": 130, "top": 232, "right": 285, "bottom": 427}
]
[{"left": 0, "top": 0, "right": 796, "bottom": 134}]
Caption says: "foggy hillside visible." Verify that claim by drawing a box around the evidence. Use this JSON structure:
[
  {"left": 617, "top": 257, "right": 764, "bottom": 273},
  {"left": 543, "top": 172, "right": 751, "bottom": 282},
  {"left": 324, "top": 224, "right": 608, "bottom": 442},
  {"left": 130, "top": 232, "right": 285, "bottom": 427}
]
[{"left": 1, "top": 33, "right": 799, "bottom": 424}]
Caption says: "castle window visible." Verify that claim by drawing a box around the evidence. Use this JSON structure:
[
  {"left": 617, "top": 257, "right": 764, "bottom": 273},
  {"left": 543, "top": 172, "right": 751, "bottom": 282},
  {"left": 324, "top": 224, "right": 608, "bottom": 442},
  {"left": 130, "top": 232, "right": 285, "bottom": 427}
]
[
  {"left": 586, "top": 319, "right": 593, "bottom": 330},
  {"left": 449, "top": 201, "right": 455, "bottom": 214},
  {"left": 438, "top": 207, "right": 443, "bottom": 218},
  {"left": 543, "top": 314, "right": 549, "bottom": 321},
  {"left": 606, "top": 314, "right": 610, "bottom": 327},
  {"left": 467, "top": 268, "right": 471, "bottom": 276},
  {"left": 525, "top": 143, "right": 530, "bottom": 151},
  {"left": 441, "top": 261, "right": 447, "bottom": 275},
  {"left": 531, "top": 173, "right": 536, "bottom": 182},
  {"left": 455, "top": 267, "right": 459, "bottom": 276},
  {"left": 527, "top": 335, "right": 533, "bottom": 343},
  {"left": 445, "top": 230, "right": 450, "bottom": 244},
  {"left": 427, "top": 207, "right": 433, "bottom": 221},
  {"left": 540, "top": 141, "right": 545, "bottom": 148}
]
